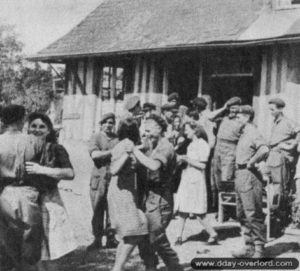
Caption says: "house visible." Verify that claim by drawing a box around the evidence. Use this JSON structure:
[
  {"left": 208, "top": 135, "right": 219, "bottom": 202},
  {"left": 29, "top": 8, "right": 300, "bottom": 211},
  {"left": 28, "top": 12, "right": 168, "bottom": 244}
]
[{"left": 29, "top": 0, "right": 300, "bottom": 140}]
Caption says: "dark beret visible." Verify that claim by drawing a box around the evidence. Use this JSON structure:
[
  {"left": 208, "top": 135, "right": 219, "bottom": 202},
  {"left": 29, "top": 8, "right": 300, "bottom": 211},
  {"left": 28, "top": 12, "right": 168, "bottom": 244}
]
[
  {"left": 191, "top": 97, "right": 207, "bottom": 109},
  {"left": 142, "top": 102, "right": 156, "bottom": 112},
  {"left": 100, "top": 113, "right": 115, "bottom": 124},
  {"left": 268, "top": 97, "right": 285, "bottom": 108},
  {"left": 167, "top": 92, "right": 179, "bottom": 102},
  {"left": 226, "top": 97, "right": 242, "bottom": 107},
  {"left": 125, "top": 96, "right": 140, "bottom": 111},
  {"left": 161, "top": 103, "right": 176, "bottom": 111},
  {"left": 1, "top": 104, "right": 25, "bottom": 125},
  {"left": 237, "top": 105, "right": 255, "bottom": 118}
]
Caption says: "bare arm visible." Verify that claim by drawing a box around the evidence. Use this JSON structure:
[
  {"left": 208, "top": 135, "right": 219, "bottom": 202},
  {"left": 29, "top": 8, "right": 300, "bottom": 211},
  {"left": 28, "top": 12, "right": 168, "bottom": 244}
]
[
  {"left": 187, "top": 159, "right": 207, "bottom": 170},
  {"left": 247, "top": 145, "right": 269, "bottom": 168},
  {"left": 91, "top": 150, "right": 112, "bottom": 160},
  {"left": 25, "top": 162, "right": 74, "bottom": 180},
  {"left": 208, "top": 105, "right": 227, "bottom": 121},
  {"left": 133, "top": 147, "right": 161, "bottom": 171}
]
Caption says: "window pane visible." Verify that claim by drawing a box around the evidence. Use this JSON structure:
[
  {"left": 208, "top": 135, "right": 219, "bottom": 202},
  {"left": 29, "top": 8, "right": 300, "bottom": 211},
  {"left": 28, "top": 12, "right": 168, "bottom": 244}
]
[{"left": 102, "top": 66, "right": 111, "bottom": 89}]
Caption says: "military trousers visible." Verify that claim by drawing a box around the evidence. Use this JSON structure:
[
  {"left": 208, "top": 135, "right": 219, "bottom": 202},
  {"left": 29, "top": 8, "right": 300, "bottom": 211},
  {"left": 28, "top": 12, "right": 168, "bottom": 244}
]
[
  {"left": 138, "top": 191, "right": 182, "bottom": 271},
  {"left": 235, "top": 168, "right": 266, "bottom": 245}
]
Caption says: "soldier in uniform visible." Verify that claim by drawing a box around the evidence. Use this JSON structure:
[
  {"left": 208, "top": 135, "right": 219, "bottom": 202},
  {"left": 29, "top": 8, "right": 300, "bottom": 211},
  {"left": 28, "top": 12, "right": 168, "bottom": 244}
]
[
  {"left": 124, "top": 96, "right": 143, "bottom": 127},
  {"left": 87, "top": 113, "right": 119, "bottom": 249},
  {"left": 133, "top": 114, "right": 183, "bottom": 271},
  {"left": 210, "top": 97, "right": 243, "bottom": 214},
  {"left": 266, "top": 98, "right": 300, "bottom": 234},
  {"left": 232, "top": 105, "right": 269, "bottom": 258},
  {"left": 140, "top": 103, "right": 157, "bottom": 137},
  {"left": 167, "top": 92, "right": 180, "bottom": 108}
]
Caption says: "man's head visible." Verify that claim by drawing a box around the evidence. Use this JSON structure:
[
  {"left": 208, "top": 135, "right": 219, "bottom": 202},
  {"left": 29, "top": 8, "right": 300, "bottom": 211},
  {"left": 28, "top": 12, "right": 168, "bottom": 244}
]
[
  {"left": 144, "top": 114, "right": 167, "bottom": 147},
  {"left": 100, "top": 113, "right": 115, "bottom": 135},
  {"left": 268, "top": 97, "right": 285, "bottom": 119},
  {"left": 225, "top": 97, "right": 242, "bottom": 118},
  {"left": 142, "top": 103, "right": 156, "bottom": 118},
  {"left": 161, "top": 103, "right": 176, "bottom": 123},
  {"left": 1, "top": 104, "right": 26, "bottom": 130},
  {"left": 167, "top": 92, "right": 180, "bottom": 107},
  {"left": 125, "top": 96, "right": 141, "bottom": 116},
  {"left": 191, "top": 97, "right": 207, "bottom": 113},
  {"left": 236, "top": 105, "right": 255, "bottom": 126}
]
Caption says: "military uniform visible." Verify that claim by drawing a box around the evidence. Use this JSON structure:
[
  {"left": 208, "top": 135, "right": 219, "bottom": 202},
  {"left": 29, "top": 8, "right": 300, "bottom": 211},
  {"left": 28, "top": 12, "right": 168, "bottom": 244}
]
[
  {"left": 88, "top": 131, "right": 118, "bottom": 245},
  {"left": 235, "top": 123, "right": 267, "bottom": 250},
  {"left": 139, "top": 138, "right": 182, "bottom": 271},
  {"left": 212, "top": 116, "right": 242, "bottom": 192}
]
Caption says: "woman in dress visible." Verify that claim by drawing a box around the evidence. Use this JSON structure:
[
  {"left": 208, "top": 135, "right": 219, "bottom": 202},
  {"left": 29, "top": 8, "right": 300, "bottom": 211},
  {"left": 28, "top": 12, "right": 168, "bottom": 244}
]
[
  {"left": 174, "top": 121, "right": 218, "bottom": 245},
  {"left": 108, "top": 117, "right": 148, "bottom": 271},
  {"left": 25, "top": 113, "right": 77, "bottom": 271}
]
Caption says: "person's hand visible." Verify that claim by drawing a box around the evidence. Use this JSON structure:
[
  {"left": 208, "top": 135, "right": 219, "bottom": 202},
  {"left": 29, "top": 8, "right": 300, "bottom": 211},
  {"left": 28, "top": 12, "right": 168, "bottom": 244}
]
[
  {"left": 246, "top": 161, "right": 255, "bottom": 169},
  {"left": 25, "top": 162, "right": 44, "bottom": 175},
  {"left": 123, "top": 139, "right": 134, "bottom": 153},
  {"left": 177, "top": 155, "right": 188, "bottom": 162}
]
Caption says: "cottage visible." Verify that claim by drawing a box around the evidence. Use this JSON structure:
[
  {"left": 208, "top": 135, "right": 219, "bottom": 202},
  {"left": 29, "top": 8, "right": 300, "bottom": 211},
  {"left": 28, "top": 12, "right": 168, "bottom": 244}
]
[{"left": 29, "top": 0, "right": 300, "bottom": 140}]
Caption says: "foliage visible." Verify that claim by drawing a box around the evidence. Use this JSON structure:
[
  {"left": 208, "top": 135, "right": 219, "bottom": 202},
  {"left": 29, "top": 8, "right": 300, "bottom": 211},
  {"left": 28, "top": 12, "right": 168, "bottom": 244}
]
[{"left": 0, "top": 24, "right": 57, "bottom": 114}]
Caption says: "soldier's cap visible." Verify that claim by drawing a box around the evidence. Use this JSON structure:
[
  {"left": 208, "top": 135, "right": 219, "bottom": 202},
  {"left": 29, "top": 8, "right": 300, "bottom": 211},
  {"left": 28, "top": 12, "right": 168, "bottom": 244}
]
[
  {"left": 167, "top": 92, "right": 179, "bottom": 102},
  {"left": 125, "top": 96, "right": 140, "bottom": 111},
  {"left": 100, "top": 112, "right": 115, "bottom": 125},
  {"left": 142, "top": 102, "right": 156, "bottom": 112},
  {"left": 226, "top": 97, "right": 242, "bottom": 107},
  {"left": 237, "top": 105, "right": 255, "bottom": 118},
  {"left": 1, "top": 104, "right": 25, "bottom": 125},
  {"left": 161, "top": 103, "right": 176, "bottom": 111},
  {"left": 191, "top": 97, "right": 207, "bottom": 109},
  {"left": 268, "top": 97, "right": 285, "bottom": 108}
]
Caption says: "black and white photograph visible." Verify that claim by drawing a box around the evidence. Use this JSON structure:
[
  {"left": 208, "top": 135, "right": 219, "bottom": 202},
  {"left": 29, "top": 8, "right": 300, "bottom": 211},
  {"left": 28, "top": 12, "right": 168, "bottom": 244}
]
[{"left": 1, "top": 0, "right": 300, "bottom": 270}]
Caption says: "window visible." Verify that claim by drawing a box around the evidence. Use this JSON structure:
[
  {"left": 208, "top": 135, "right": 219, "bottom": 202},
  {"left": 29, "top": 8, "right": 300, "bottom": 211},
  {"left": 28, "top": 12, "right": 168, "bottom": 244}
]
[{"left": 101, "top": 66, "right": 124, "bottom": 101}]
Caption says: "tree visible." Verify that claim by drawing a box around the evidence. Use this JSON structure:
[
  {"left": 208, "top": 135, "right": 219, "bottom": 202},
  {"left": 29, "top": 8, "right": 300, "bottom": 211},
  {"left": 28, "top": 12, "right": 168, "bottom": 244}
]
[{"left": 0, "top": 24, "right": 56, "bottom": 114}]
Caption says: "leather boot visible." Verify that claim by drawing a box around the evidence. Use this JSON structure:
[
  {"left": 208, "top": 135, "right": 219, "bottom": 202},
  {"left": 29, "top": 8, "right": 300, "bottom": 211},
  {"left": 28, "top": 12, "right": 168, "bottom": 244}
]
[
  {"left": 232, "top": 244, "right": 255, "bottom": 258},
  {"left": 252, "top": 244, "right": 265, "bottom": 258}
]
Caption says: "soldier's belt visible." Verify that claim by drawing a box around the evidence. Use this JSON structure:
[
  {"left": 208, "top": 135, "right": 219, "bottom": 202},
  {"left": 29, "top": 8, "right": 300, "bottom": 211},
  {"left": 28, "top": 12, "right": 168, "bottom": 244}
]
[{"left": 236, "top": 164, "right": 247, "bottom": 170}]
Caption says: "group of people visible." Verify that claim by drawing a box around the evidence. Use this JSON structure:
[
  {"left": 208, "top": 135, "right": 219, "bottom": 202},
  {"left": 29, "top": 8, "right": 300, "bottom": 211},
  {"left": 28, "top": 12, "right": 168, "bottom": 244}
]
[
  {"left": 1, "top": 90, "right": 300, "bottom": 271},
  {"left": 88, "top": 92, "right": 300, "bottom": 270},
  {"left": 0, "top": 105, "right": 77, "bottom": 271}
]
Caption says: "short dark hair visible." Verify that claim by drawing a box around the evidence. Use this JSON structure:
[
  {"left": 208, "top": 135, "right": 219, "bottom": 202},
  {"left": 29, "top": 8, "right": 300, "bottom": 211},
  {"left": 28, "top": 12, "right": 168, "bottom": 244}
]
[
  {"left": 117, "top": 117, "right": 140, "bottom": 144},
  {"left": 184, "top": 121, "right": 208, "bottom": 142},
  {"left": 27, "top": 112, "right": 57, "bottom": 143},
  {"left": 146, "top": 114, "right": 168, "bottom": 133},
  {"left": 1, "top": 105, "right": 25, "bottom": 125}
]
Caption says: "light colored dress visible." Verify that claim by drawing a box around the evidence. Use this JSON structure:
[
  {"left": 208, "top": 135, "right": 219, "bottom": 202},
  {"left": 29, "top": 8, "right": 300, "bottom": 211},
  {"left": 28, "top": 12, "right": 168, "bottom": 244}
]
[
  {"left": 175, "top": 138, "right": 210, "bottom": 214},
  {"left": 107, "top": 139, "right": 148, "bottom": 238}
]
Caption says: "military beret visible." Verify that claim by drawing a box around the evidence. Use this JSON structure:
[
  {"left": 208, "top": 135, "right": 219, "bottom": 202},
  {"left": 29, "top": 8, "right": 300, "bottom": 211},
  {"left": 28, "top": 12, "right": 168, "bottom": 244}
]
[
  {"left": 161, "top": 103, "right": 176, "bottom": 111},
  {"left": 100, "top": 112, "right": 115, "bottom": 124},
  {"left": 237, "top": 105, "right": 255, "bottom": 118},
  {"left": 191, "top": 97, "right": 207, "bottom": 109},
  {"left": 167, "top": 92, "right": 179, "bottom": 102},
  {"left": 226, "top": 97, "right": 242, "bottom": 107},
  {"left": 125, "top": 96, "right": 140, "bottom": 111},
  {"left": 142, "top": 102, "right": 156, "bottom": 112},
  {"left": 268, "top": 97, "right": 285, "bottom": 108},
  {"left": 1, "top": 104, "right": 25, "bottom": 125}
]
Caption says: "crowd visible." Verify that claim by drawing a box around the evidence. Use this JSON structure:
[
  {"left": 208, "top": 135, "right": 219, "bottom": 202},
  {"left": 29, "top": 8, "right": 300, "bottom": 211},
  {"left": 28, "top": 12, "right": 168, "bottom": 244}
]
[{"left": 0, "top": 91, "right": 300, "bottom": 271}]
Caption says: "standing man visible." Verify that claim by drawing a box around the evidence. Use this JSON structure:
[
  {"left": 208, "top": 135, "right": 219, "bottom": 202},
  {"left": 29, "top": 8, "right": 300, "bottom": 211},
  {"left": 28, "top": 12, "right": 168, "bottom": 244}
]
[
  {"left": 140, "top": 103, "right": 157, "bottom": 137},
  {"left": 124, "top": 95, "right": 143, "bottom": 126},
  {"left": 133, "top": 114, "right": 183, "bottom": 271},
  {"left": 210, "top": 97, "right": 243, "bottom": 214},
  {"left": 232, "top": 105, "right": 269, "bottom": 258},
  {"left": 266, "top": 98, "right": 300, "bottom": 234},
  {"left": 168, "top": 92, "right": 180, "bottom": 108},
  {"left": 88, "top": 113, "right": 119, "bottom": 249}
]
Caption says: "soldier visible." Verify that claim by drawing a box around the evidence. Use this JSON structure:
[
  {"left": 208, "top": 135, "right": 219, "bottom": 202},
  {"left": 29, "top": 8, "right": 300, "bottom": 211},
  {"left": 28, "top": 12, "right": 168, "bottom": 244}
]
[
  {"left": 87, "top": 113, "right": 119, "bottom": 250},
  {"left": 124, "top": 96, "right": 143, "bottom": 127},
  {"left": 161, "top": 103, "right": 177, "bottom": 140},
  {"left": 210, "top": 97, "right": 243, "bottom": 214},
  {"left": 232, "top": 105, "right": 269, "bottom": 258},
  {"left": 140, "top": 103, "right": 157, "bottom": 137},
  {"left": 167, "top": 92, "right": 180, "bottom": 108},
  {"left": 133, "top": 114, "right": 183, "bottom": 271},
  {"left": 266, "top": 98, "right": 300, "bottom": 234}
]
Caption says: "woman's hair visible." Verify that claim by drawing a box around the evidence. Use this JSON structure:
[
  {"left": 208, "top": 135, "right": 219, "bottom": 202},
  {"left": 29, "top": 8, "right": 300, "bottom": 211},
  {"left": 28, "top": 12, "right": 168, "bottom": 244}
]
[
  {"left": 147, "top": 114, "right": 167, "bottom": 133},
  {"left": 27, "top": 112, "right": 57, "bottom": 143},
  {"left": 117, "top": 117, "right": 140, "bottom": 144},
  {"left": 184, "top": 121, "right": 208, "bottom": 142}
]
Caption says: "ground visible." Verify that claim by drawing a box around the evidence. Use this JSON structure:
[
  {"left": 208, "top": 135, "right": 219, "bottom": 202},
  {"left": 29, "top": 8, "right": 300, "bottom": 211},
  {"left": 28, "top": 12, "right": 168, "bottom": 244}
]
[{"left": 53, "top": 140, "right": 300, "bottom": 271}]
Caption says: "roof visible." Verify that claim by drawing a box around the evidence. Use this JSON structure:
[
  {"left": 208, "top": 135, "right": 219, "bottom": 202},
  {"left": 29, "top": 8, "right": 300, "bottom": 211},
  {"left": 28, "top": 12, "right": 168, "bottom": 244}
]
[{"left": 29, "top": 0, "right": 300, "bottom": 62}]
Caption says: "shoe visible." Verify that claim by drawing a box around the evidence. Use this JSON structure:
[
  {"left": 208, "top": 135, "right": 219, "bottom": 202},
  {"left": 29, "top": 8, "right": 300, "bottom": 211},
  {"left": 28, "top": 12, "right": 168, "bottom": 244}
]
[
  {"left": 86, "top": 239, "right": 102, "bottom": 251},
  {"left": 206, "top": 235, "right": 218, "bottom": 245},
  {"left": 252, "top": 244, "right": 265, "bottom": 258},
  {"left": 174, "top": 237, "right": 183, "bottom": 246},
  {"left": 106, "top": 237, "right": 119, "bottom": 249},
  {"left": 232, "top": 244, "right": 255, "bottom": 258}
]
